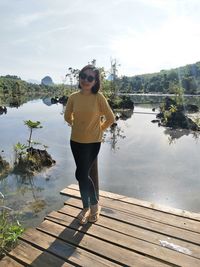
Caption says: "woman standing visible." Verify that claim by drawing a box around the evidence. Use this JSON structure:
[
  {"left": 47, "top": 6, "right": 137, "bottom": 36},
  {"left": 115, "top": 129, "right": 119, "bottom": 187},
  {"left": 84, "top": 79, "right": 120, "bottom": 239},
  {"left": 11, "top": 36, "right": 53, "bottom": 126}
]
[{"left": 64, "top": 64, "right": 115, "bottom": 224}]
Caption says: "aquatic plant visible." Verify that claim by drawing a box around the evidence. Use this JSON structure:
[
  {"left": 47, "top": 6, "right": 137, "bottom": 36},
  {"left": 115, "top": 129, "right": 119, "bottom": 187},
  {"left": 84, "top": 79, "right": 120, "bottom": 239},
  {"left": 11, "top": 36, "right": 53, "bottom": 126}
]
[
  {"left": 157, "top": 92, "right": 200, "bottom": 130},
  {"left": 12, "top": 120, "right": 55, "bottom": 176},
  {"left": 0, "top": 192, "right": 25, "bottom": 259},
  {"left": 0, "top": 154, "right": 10, "bottom": 179},
  {"left": 24, "top": 120, "right": 43, "bottom": 148}
]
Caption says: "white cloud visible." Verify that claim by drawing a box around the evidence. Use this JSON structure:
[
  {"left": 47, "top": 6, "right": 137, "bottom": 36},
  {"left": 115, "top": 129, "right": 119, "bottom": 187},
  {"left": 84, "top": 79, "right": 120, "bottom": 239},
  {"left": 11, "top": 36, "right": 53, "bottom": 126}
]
[
  {"left": 1, "top": 0, "right": 200, "bottom": 82},
  {"left": 16, "top": 11, "right": 53, "bottom": 26},
  {"left": 13, "top": 25, "right": 73, "bottom": 45},
  {"left": 110, "top": 13, "right": 200, "bottom": 76}
]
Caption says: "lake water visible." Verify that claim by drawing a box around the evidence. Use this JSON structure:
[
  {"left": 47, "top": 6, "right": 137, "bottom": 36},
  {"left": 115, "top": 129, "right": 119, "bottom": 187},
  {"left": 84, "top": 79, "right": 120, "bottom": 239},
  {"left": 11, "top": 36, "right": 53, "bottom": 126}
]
[{"left": 0, "top": 95, "right": 200, "bottom": 228}]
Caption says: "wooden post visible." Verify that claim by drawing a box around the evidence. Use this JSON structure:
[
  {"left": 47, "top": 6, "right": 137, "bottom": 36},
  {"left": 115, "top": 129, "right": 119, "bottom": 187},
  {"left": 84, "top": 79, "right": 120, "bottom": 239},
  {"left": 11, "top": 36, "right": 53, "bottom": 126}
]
[{"left": 89, "top": 157, "right": 99, "bottom": 201}]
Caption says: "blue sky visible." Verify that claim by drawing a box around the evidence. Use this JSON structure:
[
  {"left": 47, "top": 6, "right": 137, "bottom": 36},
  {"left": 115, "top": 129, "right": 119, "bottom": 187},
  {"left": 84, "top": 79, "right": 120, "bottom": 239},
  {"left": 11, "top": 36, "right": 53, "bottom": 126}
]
[{"left": 1, "top": 0, "right": 200, "bottom": 83}]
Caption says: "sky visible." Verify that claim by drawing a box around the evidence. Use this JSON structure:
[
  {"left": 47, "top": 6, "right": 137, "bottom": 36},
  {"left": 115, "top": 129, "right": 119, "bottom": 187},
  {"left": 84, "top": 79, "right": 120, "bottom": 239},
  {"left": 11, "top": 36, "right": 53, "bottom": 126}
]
[{"left": 0, "top": 0, "right": 200, "bottom": 83}]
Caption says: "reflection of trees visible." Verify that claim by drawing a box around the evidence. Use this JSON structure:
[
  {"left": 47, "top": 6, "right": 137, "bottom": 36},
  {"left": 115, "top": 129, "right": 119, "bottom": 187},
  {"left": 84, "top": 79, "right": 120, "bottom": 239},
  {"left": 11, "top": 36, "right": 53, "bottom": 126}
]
[
  {"left": 0, "top": 154, "right": 10, "bottom": 179},
  {"left": 15, "top": 174, "right": 44, "bottom": 200},
  {"left": 3, "top": 173, "right": 46, "bottom": 218},
  {"left": 102, "top": 109, "right": 132, "bottom": 150},
  {"left": 2, "top": 93, "right": 200, "bottom": 113},
  {"left": 102, "top": 124, "right": 126, "bottom": 151},
  {"left": 119, "top": 94, "right": 200, "bottom": 108},
  {"left": 164, "top": 128, "right": 200, "bottom": 145},
  {"left": 2, "top": 95, "right": 43, "bottom": 108},
  {"left": 117, "top": 109, "right": 134, "bottom": 120}
]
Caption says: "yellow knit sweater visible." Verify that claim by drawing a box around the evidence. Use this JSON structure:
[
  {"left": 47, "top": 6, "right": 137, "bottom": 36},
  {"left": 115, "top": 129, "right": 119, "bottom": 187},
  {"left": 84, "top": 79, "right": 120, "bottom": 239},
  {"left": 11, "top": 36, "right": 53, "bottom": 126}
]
[{"left": 64, "top": 90, "right": 115, "bottom": 143}]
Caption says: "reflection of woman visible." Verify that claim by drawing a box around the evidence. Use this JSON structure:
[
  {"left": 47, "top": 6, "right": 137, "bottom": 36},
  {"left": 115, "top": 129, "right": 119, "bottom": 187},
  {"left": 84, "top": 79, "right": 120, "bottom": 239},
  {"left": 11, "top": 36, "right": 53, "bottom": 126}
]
[{"left": 64, "top": 64, "right": 115, "bottom": 224}]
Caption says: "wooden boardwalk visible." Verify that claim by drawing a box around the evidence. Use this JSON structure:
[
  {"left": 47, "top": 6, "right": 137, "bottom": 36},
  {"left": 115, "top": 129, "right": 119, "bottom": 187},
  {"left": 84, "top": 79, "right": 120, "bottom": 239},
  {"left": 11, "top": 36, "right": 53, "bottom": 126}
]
[{"left": 1, "top": 183, "right": 200, "bottom": 267}]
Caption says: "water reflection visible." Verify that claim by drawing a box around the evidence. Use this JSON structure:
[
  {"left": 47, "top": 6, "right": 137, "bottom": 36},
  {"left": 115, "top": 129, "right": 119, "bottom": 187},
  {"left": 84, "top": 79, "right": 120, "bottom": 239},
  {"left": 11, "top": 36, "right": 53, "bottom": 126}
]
[
  {"left": 0, "top": 95, "right": 200, "bottom": 229},
  {"left": 164, "top": 128, "right": 200, "bottom": 144}
]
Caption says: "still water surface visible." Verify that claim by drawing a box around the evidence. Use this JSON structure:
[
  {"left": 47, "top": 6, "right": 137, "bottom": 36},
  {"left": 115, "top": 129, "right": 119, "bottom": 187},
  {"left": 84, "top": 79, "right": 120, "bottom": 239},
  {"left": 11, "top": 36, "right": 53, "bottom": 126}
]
[{"left": 1, "top": 96, "right": 200, "bottom": 228}]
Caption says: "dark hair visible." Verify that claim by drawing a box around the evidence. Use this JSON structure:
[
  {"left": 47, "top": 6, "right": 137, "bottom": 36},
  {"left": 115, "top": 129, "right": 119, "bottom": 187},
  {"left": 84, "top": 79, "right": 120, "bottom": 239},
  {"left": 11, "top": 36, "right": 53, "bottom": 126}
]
[{"left": 78, "top": 64, "right": 101, "bottom": 94}]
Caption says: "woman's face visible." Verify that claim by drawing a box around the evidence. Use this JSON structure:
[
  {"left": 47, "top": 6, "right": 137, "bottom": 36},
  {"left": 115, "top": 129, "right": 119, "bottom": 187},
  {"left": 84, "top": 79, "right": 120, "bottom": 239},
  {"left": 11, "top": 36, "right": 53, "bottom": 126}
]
[{"left": 79, "top": 68, "right": 96, "bottom": 93}]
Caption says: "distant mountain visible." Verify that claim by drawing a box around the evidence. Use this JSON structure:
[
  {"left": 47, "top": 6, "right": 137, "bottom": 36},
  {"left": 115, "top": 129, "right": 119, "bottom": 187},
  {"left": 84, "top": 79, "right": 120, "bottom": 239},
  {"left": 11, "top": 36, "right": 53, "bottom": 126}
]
[
  {"left": 41, "top": 76, "right": 54, "bottom": 86},
  {"left": 27, "top": 79, "right": 40, "bottom": 84}
]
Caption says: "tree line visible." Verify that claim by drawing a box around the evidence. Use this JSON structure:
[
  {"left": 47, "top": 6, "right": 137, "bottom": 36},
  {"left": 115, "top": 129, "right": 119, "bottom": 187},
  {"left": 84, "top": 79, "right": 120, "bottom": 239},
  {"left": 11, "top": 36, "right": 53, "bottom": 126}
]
[
  {"left": 117, "top": 61, "right": 200, "bottom": 94},
  {"left": 1, "top": 61, "right": 200, "bottom": 99}
]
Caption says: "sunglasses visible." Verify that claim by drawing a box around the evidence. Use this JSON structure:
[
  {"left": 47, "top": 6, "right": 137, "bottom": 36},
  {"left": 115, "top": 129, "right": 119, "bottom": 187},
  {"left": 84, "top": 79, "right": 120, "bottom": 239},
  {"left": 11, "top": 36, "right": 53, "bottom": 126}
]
[{"left": 79, "top": 72, "right": 95, "bottom": 83}]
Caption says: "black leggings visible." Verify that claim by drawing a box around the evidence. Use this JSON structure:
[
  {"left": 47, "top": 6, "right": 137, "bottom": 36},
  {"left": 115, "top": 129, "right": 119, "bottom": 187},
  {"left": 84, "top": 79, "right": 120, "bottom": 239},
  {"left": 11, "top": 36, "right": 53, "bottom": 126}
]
[{"left": 70, "top": 139, "right": 101, "bottom": 208}]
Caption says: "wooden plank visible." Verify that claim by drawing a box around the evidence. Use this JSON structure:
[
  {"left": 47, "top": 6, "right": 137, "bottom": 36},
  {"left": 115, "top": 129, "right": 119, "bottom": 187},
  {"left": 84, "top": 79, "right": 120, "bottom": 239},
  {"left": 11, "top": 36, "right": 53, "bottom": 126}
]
[
  {"left": 37, "top": 219, "right": 171, "bottom": 267},
  {"left": 61, "top": 187, "right": 200, "bottom": 233},
  {"left": 61, "top": 183, "right": 200, "bottom": 222},
  {"left": 45, "top": 209, "right": 200, "bottom": 267},
  {"left": 8, "top": 239, "right": 74, "bottom": 267},
  {"left": 0, "top": 255, "right": 25, "bottom": 267},
  {"left": 50, "top": 205, "right": 200, "bottom": 259},
  {"left": 3, "top": 184, "right": 199, "bottom": 267},
  {"left": 19, "top": 227, "right": 120, "bottom": 267},
  {"left": 64, "top": 197, "right": 200, "bottom": 246}
]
